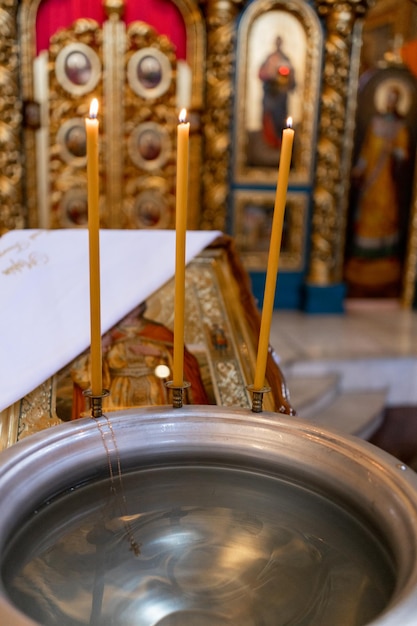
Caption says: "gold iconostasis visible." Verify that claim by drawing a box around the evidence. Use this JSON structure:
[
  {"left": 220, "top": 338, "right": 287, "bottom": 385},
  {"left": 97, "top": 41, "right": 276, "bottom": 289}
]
[{"left": 1, "top": 0, "right": 417, "bottom": 311}]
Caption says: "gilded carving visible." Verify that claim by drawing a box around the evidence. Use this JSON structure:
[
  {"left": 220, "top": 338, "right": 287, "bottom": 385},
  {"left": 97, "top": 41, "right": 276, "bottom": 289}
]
[
  {"left": 0, "top": 2, "right": 24, "bottom": 234},
  {"left": 308, "top": 0, "right": 374, "bottom": 285},
  {"left": 103, "top": 0, "right": 125, "bottom": 19},
  {"left": 200, "top": 0, "right": 244, "bottom": 230},
  {"left": 47, "top": 19, "right": 103, "bottom": 228},
  {"left": 16, "top": 0, "right": 206, "bottom": 230},
  {"left": 122, "top": 21, "right": 178, "bottom": 229},
  {"left": 16, "top": 379, "right": 62, "bottom": 442},
  {"left": 402, "top": 187, "right": 417, "bottom": 308}
]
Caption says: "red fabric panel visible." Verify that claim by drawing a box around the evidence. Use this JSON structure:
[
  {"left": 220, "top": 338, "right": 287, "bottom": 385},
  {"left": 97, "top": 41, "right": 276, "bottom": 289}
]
[
  {"left": 36, "top": 0, "right": 104, "bottom": 53},
  {"left": 36, "top": 0, "right": 186, "bottom": 58},
  {"left": 124, "top": 0, "right": 186, "bottom": 58}
]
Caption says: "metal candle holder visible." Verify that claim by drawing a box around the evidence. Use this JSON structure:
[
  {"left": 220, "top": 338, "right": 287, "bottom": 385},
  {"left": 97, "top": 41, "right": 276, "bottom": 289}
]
[
  {"left": 165, "top": 380, "right": 191, "bottom": 408},
  {"left": 247, "top": 384, "right": 271, "bottom": 413},
  {"left": 83, "top": 389, "right": 110, "bottom": 418}
]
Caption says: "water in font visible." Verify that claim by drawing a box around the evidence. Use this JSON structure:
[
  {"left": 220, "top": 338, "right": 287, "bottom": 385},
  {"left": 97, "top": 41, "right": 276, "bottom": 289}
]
[{"left": 3, "top": 465, "right": 395, "bottom": 626}]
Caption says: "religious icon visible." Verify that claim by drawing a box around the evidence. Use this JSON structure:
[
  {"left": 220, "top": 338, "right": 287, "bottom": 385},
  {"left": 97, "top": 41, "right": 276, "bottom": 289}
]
[
  {"left": 245, "top": 32, "right": 298, "bottom": 168},
  {"left": 64, "top": 50, "right": 92, "bottom": 86},
  {"left": 128, "top": 122, "right": 171, "bottom": 171},
  {"left": 127, "top": 189, "right": 172, "bottom": 229},
  {"left": 233, "top": 190, "right": 307, "bottom": 272},
  {"left": 55, "top": 43, "right": 101, "bottom": 96},
  {"left": 60, "top": 189, "right": 89, "bottom": 227},
  {"left": 234, "top": 3, "right": 321, "bottom": 185},
  {"left": 137, "top": 54, "right": 162, "bottom": 89},
  {"left": 70, "top": 302, "right": 209, "bottom": 419},
  {"left": 65, "top": 124, "right": 86, "bottom": 158},
  {"left": 258, "top": 36, "right": 296, "bottom": 150},
  {"left": 345, "top": 66, "right": 417, "bottom": 298},
  {"left": 136, "top": 196, "right": 162, "bottom": 227},
  {"left": 57, "top": 119, "right": 88, "bottom": 166},
  {"left": 210, "top": 324, "right": 229, "bottom": 352},
  {"left": 137, "top": 128, "right": 162, "bottom": 161},
  {"left": 127, "top": 48, "right": 172, "bottom": 99}
]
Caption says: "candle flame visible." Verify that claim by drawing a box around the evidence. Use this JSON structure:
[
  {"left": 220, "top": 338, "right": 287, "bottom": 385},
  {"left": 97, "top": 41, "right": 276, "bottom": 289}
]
[
  {"left": 179, "top": 108, "right": 187, "bottom": 124},
  {"left": 89, "top": 98, "right": 99, "bottom": 119},
  {"left": 286, "top": 117, "right": 293, "bottom": 129}
]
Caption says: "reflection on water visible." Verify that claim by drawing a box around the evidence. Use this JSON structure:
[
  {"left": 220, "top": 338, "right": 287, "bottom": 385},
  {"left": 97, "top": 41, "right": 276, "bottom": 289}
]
[{"left": 3, "top": 466, "right": 395, "bottom": 626}]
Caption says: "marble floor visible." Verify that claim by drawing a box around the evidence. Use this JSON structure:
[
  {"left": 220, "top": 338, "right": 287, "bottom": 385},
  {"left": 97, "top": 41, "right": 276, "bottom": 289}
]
[
  {"left": 270, "top": 299, "right": 417, "bottom": 365},
  {"left": 268, "top": 299, "right": 417, "bottom": 465}
]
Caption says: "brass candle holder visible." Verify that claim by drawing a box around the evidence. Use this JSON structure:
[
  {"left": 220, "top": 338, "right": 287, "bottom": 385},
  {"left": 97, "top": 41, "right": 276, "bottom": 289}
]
[
  {"left": 83, "top": 389, "right": 110, "bottom": 418},
  {"left": 247, "top": 384, "right": 271, "bottom": 413},
  {"left": 165, "top": 381, "right": 191, "bottom": 409}
]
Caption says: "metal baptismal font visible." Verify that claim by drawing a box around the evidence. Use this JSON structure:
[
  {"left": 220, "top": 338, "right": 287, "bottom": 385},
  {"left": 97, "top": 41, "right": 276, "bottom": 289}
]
[{"left": 0, "top": 405, "right": 417, "bottom": 625}]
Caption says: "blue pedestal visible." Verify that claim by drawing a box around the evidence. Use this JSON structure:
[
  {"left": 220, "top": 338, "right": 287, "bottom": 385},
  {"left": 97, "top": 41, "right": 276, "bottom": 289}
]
[
  {"left": 302, "top": 282, "right": 346, "bottom": 314},
  {"left": 250, "top": 272, "right": 305, "bottom": 310},
  {"left": 250, "top": 272, "right": 347, "bottom": 314}
]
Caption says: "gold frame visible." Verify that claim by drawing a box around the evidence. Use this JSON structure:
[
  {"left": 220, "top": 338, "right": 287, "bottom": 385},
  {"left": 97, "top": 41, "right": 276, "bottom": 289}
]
[
  {"left": 127, "top": 122, "right": 172, "bottom": 172},
  {"left": 127, "top": 188, "right": 172, "bottom": 229},
  {"left": 0, "top": 239, "right": 293, "bottom": 450},
  {"left": 59, "top": 188, "right": 89, "bottom": 227},
  {"left": 233, "top": 190, "right": 307, "bottom": 271},
  {"left": 234, "top": 0, "right": 322, "bottom": 185},
  {"left": 55, "top": 41, "right": 102, "bottom": 96},
  {"left": 56, "top": 117, "right": 87, "bottom": 166},
  {"left": 126, "top": 47, "right": 173, "bottom": 99}
]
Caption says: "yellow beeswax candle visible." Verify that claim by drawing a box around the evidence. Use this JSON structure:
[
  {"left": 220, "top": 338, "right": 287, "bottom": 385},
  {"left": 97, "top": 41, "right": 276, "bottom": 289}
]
[
  {"left": 173, "top": 109, "right": 190, "bottom": 387},
  {"left": 85, "top": 98, "right": 102, "bottom": 396},
  {"left": 253, "top": 119, "right": 294, "bottom": 391}
]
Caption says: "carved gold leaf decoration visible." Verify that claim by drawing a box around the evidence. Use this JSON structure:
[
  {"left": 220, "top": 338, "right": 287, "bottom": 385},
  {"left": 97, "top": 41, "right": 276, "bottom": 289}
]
[
  {"left": 308, "top": 0, "right": 374, "bottom": 284},
  {"left": 200, "top": 0, "right": 244, "bottom": 230},
  {"left": 0, "top": 3, "right": 24, "bottom": 234}
]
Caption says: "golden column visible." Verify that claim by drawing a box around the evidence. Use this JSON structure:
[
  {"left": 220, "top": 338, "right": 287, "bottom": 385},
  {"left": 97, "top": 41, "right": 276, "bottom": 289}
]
[
  {"left": 0, "top": 1, "right": 24, "bottom": 234},
  {"left": 200, "top": 0, "right": 244, "bottom": 231},
  {"left": 103, "top": 0, "right": 126, "bottom": 229},
  {"left": 307, "top": 0, "right": 374, "bottom": 293}
]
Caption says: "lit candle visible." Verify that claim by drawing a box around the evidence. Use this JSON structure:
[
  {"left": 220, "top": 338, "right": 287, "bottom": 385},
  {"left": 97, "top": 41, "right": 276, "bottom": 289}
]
[
  {"left": 85, "top": 98, "right": 102, "bottom": 396},
  {"left": 173, "top": 108, "right": 190, "bottom": 387},
  {"left": 253, "top": 118, "right": 294, "bottom": 391}
]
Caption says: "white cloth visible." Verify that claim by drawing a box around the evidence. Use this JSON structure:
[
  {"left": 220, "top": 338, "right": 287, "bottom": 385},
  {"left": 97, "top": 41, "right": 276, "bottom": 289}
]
[{"left": 0, "top": 229, "right": 221, "bottom": 412}]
